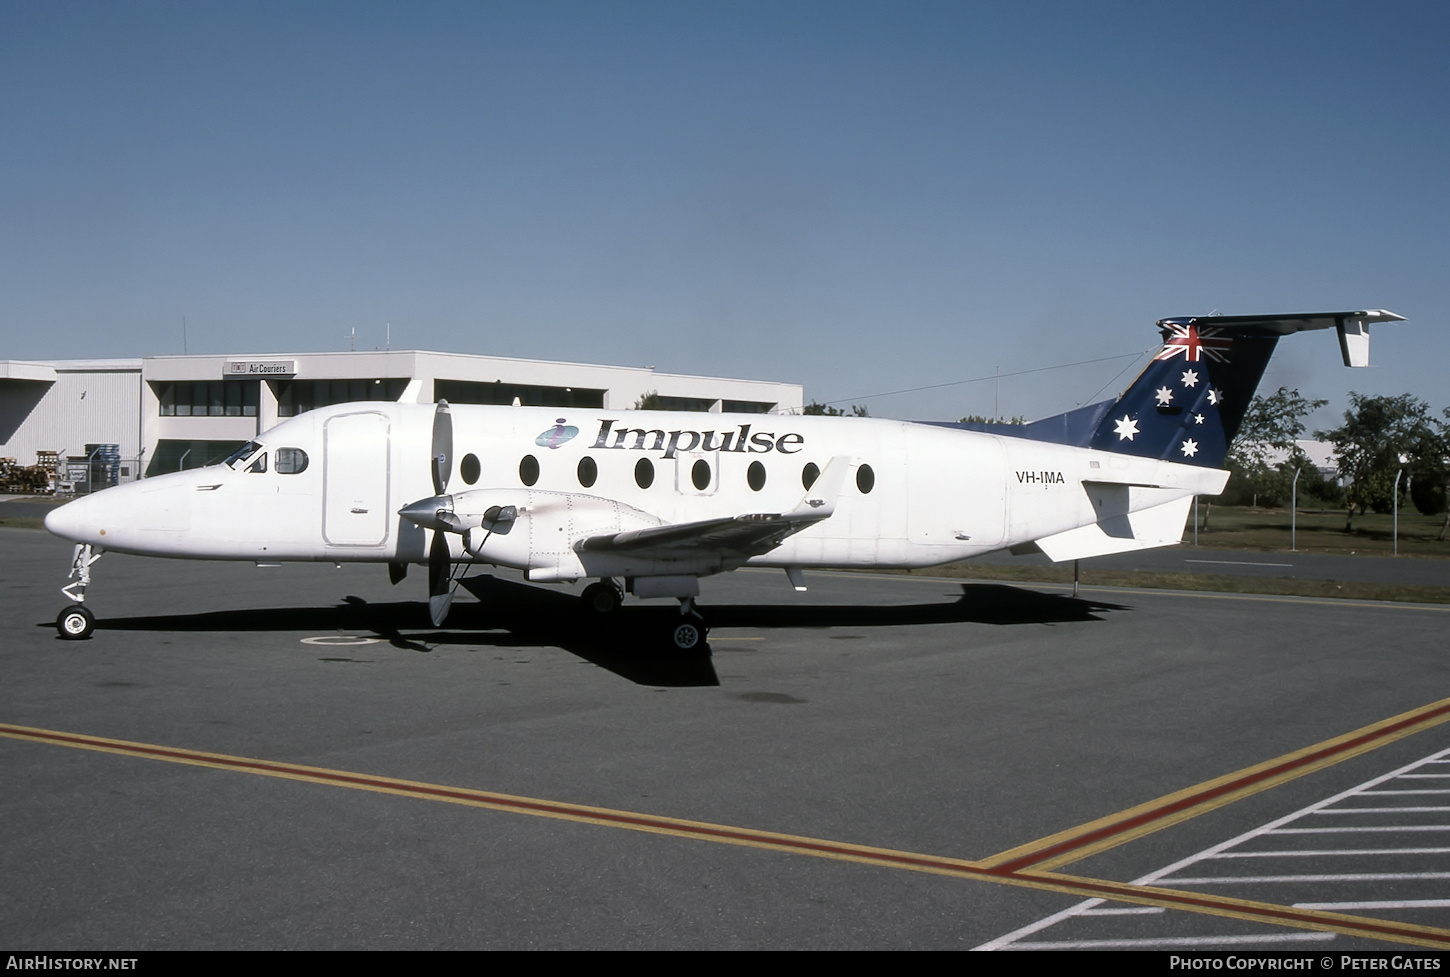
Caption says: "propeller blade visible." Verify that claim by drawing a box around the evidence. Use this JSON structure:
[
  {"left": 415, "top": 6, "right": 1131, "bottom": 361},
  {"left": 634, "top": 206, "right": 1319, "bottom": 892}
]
[
  {"left": 431, "top": 399, "right": 453, "bottom": 496},
  {"left": 428, "top": 530, "right": 453, "bottom": 627}
]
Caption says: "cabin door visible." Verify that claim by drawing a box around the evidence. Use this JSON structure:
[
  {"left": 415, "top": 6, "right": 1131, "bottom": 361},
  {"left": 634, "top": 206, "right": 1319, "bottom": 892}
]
[{"left": 323, "top": 410, "right": 391, "bottom": 546}]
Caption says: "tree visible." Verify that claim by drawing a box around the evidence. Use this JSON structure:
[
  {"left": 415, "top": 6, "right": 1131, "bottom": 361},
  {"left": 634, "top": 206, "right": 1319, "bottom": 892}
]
[
  {"left": 633, "top": 391, "right": 663, "bottom": 410},
  {"left": 803, "top": 401, "right": 869, "bottom": 417},
  {"left": 1224, "top": 387, "right": 1326, "bottom": 507},
  {"left": 958, "top": 414, "right": 1026, "bottom": 425},
  {"left": 1317, "top": 393, "right": 1444, "bottom": 532}
]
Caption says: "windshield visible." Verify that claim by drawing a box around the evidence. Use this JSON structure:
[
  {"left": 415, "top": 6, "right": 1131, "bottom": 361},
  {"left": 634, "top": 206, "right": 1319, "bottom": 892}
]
[{"left": 223, "top": 441, "right": 264, "bottom": 469}]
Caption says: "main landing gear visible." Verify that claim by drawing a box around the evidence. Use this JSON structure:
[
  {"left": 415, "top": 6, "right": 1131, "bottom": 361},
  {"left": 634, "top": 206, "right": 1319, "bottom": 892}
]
[
  {"left": 578, "top": 578, "right": 709, "bottom": 653},
  {"left": 55, "top": 543, "right": 102, "bottom": 640},
  {"left": 580, "top": 579, "right": 624, "bottom": 615}
]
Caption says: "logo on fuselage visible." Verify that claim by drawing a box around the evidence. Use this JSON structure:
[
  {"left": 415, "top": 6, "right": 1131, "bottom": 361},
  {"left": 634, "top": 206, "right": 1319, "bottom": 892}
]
[
  {"left": 535, "top": 419, "right": 580, "bottom": 449},
  {"left": 591, "top": 419, "right": 804, "bottom": 459}
]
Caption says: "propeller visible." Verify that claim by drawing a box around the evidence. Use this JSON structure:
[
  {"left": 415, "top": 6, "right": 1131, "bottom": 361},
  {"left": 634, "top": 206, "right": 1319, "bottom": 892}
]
[
  {"left": 431, "top": 400, "right": 453, "bottom": 496},
  {"left": 428, "top": 401, "right": 455, "bottom": 626},
  {"left": 428, "top": 528, "right": 452, "bottom": 627}
]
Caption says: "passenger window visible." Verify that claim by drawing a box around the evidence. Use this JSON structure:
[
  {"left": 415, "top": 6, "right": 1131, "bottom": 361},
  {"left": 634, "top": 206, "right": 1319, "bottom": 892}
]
[
  {"left": 856, "top": 464, "right": 875, "bottom": 494},
  {"left": 691, "top": 459, "right": 711, "bottom": 491},
  {"left": 578, "top": 456, "right": 597, "bottom": 488},
  {"left": 460, "top": 453, "right": 480, "bottom": 485},
  {"left": 802, "top": 462, "right": 819, "bottom": 490},
  {"left": 246, "top": 452, "right": 268, "bottom": 474},
  {"left": 519, "top": 454, "right": 539, "bottom": 487},
  {"left": 275, "top": 448, "right": 308, "bottom": 474},
  {"left": 634, "top": 457, "right": 654, "bottom": 489},
  {"left": 747, "top": 461, "right": 766, "bottom": 492}
]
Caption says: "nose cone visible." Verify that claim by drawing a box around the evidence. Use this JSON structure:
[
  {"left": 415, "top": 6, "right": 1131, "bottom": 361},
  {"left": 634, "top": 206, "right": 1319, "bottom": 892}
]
[
  {"left": 45, "top": 495, "right": 99, "bottom": 543},
  {"left": 399, "top": 495, "right": 454, "bottom": 532}
]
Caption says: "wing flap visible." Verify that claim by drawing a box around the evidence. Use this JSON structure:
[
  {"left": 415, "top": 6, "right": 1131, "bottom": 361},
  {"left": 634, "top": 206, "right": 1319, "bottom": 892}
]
[{"left": 579, "top": 456, "right": 853, "bottom": 558}]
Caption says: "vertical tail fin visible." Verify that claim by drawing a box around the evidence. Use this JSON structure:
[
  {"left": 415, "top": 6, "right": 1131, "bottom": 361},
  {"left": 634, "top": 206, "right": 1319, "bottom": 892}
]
[{"left": 1088, "top": 310, "right": 1403, "bottom": 467}]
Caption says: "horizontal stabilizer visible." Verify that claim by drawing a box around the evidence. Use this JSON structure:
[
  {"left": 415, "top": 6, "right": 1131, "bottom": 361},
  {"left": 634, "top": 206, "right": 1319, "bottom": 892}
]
[
  {"left": 1163, "top": 310, "right": 1403, "bottom": 368},
  {"left": 1035, "top": 496, "right": 1195, "bottom": 562}
]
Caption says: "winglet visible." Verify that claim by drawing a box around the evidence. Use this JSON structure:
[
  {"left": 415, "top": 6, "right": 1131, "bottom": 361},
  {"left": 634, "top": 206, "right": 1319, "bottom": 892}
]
[{"left": 789, "top": 456, "right": 852, "bottom": 520}]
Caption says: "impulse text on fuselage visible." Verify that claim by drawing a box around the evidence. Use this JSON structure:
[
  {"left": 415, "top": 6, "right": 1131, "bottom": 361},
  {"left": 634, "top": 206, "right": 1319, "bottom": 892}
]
[{"left": 591, "top": 419, "right": 805, "bottom": 459}]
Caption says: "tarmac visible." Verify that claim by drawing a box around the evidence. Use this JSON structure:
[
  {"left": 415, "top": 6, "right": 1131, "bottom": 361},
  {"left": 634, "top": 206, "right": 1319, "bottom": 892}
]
[{"left": 3, "top": 523, "right": 1449, "bottom": 950}]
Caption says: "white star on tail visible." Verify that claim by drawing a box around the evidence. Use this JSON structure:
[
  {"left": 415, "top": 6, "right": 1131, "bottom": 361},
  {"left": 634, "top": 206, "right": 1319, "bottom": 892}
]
[
  {"left": 1180, "top": 439, "right": 1199, "bottom": 458},
  {"left": 1113, "top": 415, "right": 1139, "bottom": 441},
  {"left": 1155, "top": 386, "right": 1174, "bottom": 406},
  {"left": 1181, "top": 369, "right": 1199, "bottom": 388},
  {"left": 1207, "top": 387, "right": 1222, "bottom": 406},
  {"left": 1193, "top": 413, "right": 1205, "bottom": 425}
]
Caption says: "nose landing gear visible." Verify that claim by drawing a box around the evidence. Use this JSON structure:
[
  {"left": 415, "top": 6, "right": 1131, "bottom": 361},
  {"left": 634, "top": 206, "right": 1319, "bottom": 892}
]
[{"left": 55, "top": 544, "right": 102, "bottom": 640}]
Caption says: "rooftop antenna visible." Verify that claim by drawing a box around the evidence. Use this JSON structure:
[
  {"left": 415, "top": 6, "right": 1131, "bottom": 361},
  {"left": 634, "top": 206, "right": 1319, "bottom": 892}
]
[
  {"left": 182, "top": 315, "right": 188, "bottom": 354},
  {"left": 387, "top": 322, "right": 391, "bottom": 350},
  {"left": 348, "top": 326, "right": 355, "bottom": 352}
]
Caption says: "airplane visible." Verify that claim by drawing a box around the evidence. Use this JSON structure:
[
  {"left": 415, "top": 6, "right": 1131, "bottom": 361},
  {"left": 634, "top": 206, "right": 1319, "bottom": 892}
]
[{"left": 43, "top": 310, "right": 1403, "bottom": 650}]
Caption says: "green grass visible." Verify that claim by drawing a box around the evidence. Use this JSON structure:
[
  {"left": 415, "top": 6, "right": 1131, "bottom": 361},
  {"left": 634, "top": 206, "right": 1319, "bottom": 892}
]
[
  {"left": 902, "top": 562, "right": 1450, "bottom": 605},
  {"left": 1182, "top": 505, "right": 1450, "bottom": 558},
  {"left": 901, "top": 505, "right": 1450, "bottom": 604}
]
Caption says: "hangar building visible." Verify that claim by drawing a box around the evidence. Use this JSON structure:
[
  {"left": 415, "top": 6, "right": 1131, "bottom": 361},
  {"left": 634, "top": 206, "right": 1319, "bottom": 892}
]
[{"left": 0, "top": 350, "right": 803, "bottom": 485}]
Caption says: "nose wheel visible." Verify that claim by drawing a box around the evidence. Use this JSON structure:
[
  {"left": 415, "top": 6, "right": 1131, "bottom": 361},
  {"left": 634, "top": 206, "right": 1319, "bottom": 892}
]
[
  {"left": 55, "top": 544, "right": 103, "bottom": 640},
  {"left": 57, "top": 605, "right": 96, "bottom": 640}
]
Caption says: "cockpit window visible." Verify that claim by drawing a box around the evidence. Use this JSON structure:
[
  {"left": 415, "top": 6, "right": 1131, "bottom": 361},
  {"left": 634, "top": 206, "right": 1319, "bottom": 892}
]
[
  {"left": 246, "top": 452, "right": 268, "bottom": 474},
  {"left": 275, "top": 448, "right": 309, "bottom": 474},
  {"left": 225, "top": 441, "right": 263, "bottom": 469}
]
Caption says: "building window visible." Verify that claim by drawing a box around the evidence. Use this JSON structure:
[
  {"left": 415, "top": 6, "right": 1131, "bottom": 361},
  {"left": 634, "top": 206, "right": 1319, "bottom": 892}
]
[
  {"left": 651, "top": 395, "right": 714, "bottom": 413},
  {"left": 274, "top": 378, "right": 409, "bottom": 417},
  {"left": 435, "top": 379, "right": 604, "bottom": 409},
  {"left": 156, "top": 380, "right": 258, "bottom": 417},
  {"left": 724, "top": 400, "right": 775, "bottom": 414},
  {"left": 146, "top": 440, "right": 249, "bottom": 476}
]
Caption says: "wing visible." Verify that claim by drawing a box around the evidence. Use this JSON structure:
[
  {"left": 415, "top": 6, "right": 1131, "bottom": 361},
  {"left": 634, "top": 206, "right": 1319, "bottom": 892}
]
[{"left": 578, "top": 456, "right": 852, "bottom": 558}]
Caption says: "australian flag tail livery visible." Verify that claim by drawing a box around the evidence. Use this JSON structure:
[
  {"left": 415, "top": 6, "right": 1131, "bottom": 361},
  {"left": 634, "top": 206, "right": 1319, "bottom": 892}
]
[{"left": 1055, "top": 310, "right": 1400, "bottom": 468}]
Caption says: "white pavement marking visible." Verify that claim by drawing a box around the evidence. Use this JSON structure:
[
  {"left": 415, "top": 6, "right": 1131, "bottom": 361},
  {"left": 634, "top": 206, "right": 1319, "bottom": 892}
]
[
  {"left": 1270, "top": 826, "right": 1450, "bottom": 834},
  {"left": 1298, "top": 900, "right": 1450, "bottom": 911},
  {"left": 976, "top": 745, "right": 1450, "bottom": 950},
  {"left": 1215, "top": 847, "right": 1450, "bottom": 858},
  {"left": 1184, "top": 559, "right": 1295, "bottom": 567},
  {"left": 300, "top": 635, "right": 382, "bottom": 646},
  {"left": 1163, "top": 872, "right": 1450, "bottom": 885}
]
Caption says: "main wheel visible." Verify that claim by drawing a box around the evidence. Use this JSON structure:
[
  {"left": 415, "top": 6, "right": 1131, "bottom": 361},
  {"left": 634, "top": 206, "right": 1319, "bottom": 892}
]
[
  {"left": 580, "top": 581, "right": 623, "bottom": 615},
  {"left": 57, "top": 605, "right": 95, "bottom": 640},
  {"left": 668, "top": 618, "right": 708, "bottom": 652}
]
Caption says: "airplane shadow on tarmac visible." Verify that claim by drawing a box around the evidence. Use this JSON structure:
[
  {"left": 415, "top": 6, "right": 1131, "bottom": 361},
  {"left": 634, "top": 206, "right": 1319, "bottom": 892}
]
[{"left": 46, "top": 574, "right": 1127, "bottom": 688}]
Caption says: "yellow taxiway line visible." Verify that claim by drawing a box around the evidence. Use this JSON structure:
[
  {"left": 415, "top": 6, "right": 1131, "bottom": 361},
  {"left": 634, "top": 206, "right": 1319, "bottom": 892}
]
[{"left": 7, "top": 707, "right": 1450, "bottom": 949}]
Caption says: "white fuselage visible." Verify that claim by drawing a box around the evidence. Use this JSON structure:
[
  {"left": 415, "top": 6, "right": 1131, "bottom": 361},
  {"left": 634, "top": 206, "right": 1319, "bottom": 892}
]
[{"left": 45, "top": 402, "right": 1227, "bottom": 580}]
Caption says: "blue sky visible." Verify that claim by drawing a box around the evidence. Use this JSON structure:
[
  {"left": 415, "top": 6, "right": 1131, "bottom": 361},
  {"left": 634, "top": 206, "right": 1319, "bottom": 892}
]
[{"left": 3, "top": 1, "right": 1445, "bottom": 429}]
